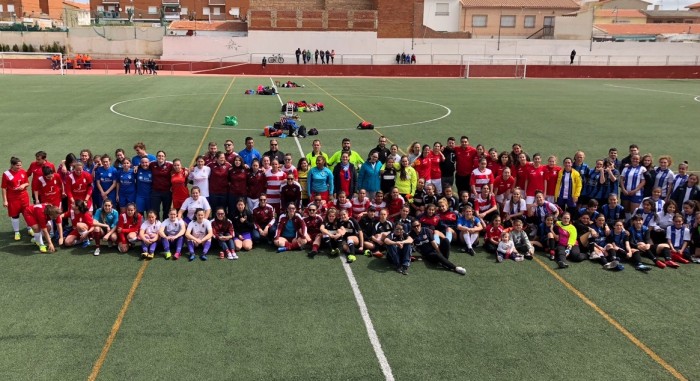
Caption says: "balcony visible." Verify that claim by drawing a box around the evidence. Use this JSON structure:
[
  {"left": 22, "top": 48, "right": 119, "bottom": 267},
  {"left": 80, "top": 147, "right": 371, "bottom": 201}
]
[
  {"left": 102, "top": 0, "right": 120, "bottom": 4},
  {"left": 208, "top": 0, "right": 226, "bottom": 5},
  {"left": 162, "top": 0, "right": 179, "bottom": 4},
  {"left": 164, "top": 11, "right": 181, "bottom": 20}
]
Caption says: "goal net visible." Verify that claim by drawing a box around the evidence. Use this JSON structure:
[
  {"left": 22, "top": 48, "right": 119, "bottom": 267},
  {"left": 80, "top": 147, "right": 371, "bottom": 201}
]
[
  {"left": 0, "top": 52, "right": 64, "bottom": 75},
  {"left": 464, "top": 57, "right": 527, "bottom": 79}
]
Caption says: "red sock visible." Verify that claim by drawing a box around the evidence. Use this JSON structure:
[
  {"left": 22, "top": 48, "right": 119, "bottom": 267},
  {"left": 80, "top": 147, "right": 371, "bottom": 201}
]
[
  {"left": 312, "top": 244, "right": 319, "bottom": 251},
  {"left": 290, "top": 242, "right": 300, "bottom": 250},
  {"left": 285, "top": 242, "right": 292, "bottom": 249}
]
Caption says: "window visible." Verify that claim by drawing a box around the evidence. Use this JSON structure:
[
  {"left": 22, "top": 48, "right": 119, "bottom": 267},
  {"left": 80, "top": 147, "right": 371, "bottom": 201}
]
[
  {"left": 435, "top": 3, "right": 449, "bottom": 16},
  {"left": 543, "top": 16, "right": 554, "bottom": 26},
  {"left": 230, "top": 7, "right": 240, "bottom": 18},
  {"left": 0, "top": 5, "right": 3, "bottom": 12},
  {"left": 472, "top": 15, "right": 487, "bottom": 27},
  {"left": 8, "top": 4, "right": 15, "bottom": 12},
  {"left": 202, "top": 6, "right": 210, "bottom": 15},
  {"left": 107, "top": 6, "right": 115, "bottom": 11},
  {"left": 524, "top": 15, "right": 535, "bottom": 28},
  {"left": 96, "top": 5, "right": 104, "bottom": 12},
  {"left": 180, "top": 7, "right": 188, "bottom": 15},
  {"left": 500, "top": 15, "right": 515, "bottom": 28},
  {"left": 148, "top": 6, "right": 158, "bottom": 14},
  {"left": 213, "top": 7, "right": 220, "bottom": 15}
]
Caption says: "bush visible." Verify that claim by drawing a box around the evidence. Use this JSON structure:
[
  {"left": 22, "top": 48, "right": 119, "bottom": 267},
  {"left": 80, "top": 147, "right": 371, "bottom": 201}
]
[{"left": 12, "top": 44, "right": 19, "bottom": 52}]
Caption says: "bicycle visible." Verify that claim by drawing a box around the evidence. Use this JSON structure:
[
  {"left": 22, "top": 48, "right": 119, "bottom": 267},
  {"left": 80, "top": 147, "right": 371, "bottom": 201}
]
[{"left": 267, "top": 54, "right": 285, "bottom": 64}]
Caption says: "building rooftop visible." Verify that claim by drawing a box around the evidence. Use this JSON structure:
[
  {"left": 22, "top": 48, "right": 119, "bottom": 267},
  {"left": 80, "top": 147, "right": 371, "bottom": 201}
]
[
  {"left": 460, "top": 0, "right": 579, "bottom": 9},
  {"left": 595, "top": 23, "right": 700, "bottom": 35}
]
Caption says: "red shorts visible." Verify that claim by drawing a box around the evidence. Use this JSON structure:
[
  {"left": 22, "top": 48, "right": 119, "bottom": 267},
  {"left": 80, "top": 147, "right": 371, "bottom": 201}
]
[
  {"left": 22, "top": 207, "right": 38, "bottom": 228},
  {"left": 311, "top": 191, "right": 330, "bottom": 202},
  {"left": 7, "top": 197, "right": 30, "bottom": 217}
]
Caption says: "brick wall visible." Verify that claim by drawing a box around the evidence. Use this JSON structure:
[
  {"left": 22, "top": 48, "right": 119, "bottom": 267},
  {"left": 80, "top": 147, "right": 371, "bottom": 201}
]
[{"left": 376, "top": 0, "right": 419, "bottom": 38}]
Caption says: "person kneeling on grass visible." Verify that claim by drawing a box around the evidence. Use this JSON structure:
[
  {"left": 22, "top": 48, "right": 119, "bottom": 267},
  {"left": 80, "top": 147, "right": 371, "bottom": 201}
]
[
  {"left": 63, "top": 200, "right": 94, "bottom": 249},
  {"left": 22, "top": 203, "right": 63, "bottom": 253},
  {"left": 212, "top": 207, "right": 238, "bottom": 260},
  {"left": 409, "top": 220, "right": 466, "bottom": 275},
  {"left": 117, "top": 203, "right": 143, "bottom": 253},
  {"left": 384, "top": 224, "right": 413, "bottom": 275},
  {"left": 274, "top": 203, "right": 307, "bottom": 253},
  {"left": 304, "top": 203, "right": 324, "bottom": 257},
  {"left": 139, "top": 210, "right": 161, "bottom": 260},
  {"left": 159, "top": 208, "right": 186, "bottom": 260},
  {"left": 185, "top": 208, "right": 213, "bottom": 261},
  {"left": 315, "top": 207, "right": 345, "bottom": 257}
]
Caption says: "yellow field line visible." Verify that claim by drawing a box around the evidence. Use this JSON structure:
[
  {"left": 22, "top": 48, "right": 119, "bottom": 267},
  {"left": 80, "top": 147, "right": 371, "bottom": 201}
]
[
  {"left": 533, "top": 256, "right": 687, "bottom": 381},
  {"left": 87, "top": 77, "right": 237, "bottom": 381},
  {"left": 87, "top": 261, "right": 150, "bottom": 381},
  {"left": 305, "top": 78, "right": 405, "bottom": 155},
  {"left": 190, "top": 77, "right": 237, "bottom": 167}
]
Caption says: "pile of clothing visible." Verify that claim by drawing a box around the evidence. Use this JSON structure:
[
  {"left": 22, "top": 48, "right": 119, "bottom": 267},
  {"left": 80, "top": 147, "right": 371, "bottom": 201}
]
[{"left": 280, "top": 101, "right": 325, "bottom": 113}]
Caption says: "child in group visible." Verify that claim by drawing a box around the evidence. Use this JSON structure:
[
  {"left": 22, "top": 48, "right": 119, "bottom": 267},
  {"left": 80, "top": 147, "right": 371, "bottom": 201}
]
[
  {"left": 159, "top": 208, "right": 186, "bottom": 260},
  {"left": 628, "top": 214, "right": 665, "bottom": 268},
  {"left": 371, "top": 190, "right": 386, "bottom": 211},
  {"left": 509, "top": 219, "right": 534, "bottom": 260},
  {"left": 496, "top": 232, "right": 521, "bottom": 263},
  {"left": 587, "top": 215, "right": 610, "bottom": 261},
  {"left": 682, "top": 200, "right": 698, "bottom": 228},
  {"left": 600, "top": 194, "right": 625, "bottom": 228},
  {"left": 351, "top": 189, "right": 371, "bottom": 218},
  {"left": 317, "top": 207, "right": 345, "bottom": 256},
  {"left": 328, "top": 191, "right": 352, "bottom": 217},
  {"left": 185, "top": 208, "right": 213, "bottom": 261},
  {"left": 139, "top": 210, "right": 161, "bottom": 259},
  {"left": 211, "top": 207, "right": 238, "bottom": 260}
]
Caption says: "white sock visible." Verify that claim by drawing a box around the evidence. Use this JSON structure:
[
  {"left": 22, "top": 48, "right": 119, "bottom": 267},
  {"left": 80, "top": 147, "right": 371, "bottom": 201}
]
[
  {"left": 34, "top": 232, "right": 44, "bottom": 246},
  {"left": 11, "top": 218, "right": 20, "bottom": 232},
  {"left": 462, "top": 233, "right": 472, "bottom": 248}
]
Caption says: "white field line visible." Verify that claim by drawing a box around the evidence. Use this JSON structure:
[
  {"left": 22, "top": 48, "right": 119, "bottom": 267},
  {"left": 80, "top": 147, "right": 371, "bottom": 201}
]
[
  {"left": 271, "top": 77, "right": 395, "bottom": 381},
  {"left": 604, "top": 84, "right": 700, "bottom": 98}
]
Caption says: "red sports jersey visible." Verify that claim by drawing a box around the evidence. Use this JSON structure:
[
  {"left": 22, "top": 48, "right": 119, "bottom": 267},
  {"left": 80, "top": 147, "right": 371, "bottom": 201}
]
[
  {"left": 253, "top": 204, "right": 276, "bottom": 229},
  {"left": 265, "top": 169, "right": 287, "bottom": 206},
  {"left": 148, "top": 161, "right": 173, "bottom": 192},
  {"left": 526, "top": 165, "right": 547, "bottom": 197},
  {"left": 493, "top": 176, "right": 516, "bottom": 197},
  {"left": 454, "top": 146, "right": 477, "bottom": 176},
  {"left": 304, "top": 214, "right": 324, "bottom": 237},
  {"left": 282, "top": 165, "right": 299, "bottom": 180},
  {"left": 32, "top": 174, "right": 63, "bottom": 207},
  {"left": 470, "top": 168, "right": 494, "bottom": 193},
  {"left": 419, "top": 214, "right": 441, "bottom": 229},
  {"left": 515, "top": 162, "right": 533, "bottom": 190},
  {"left": 387, "top": 197, "right": 405, "bottom": 216},
  {"left": 208, "top": 162, "right": 231, "bottom": 194},
  {"left": 545, "top": 165, "right": 562, "bottom": 197},
  {"left": 328, "top": 200, "right": 353, "bottom": 217},
  {"left": 22, "top": 204, "right": 61, "bottom": 230},
  {"left": 228, "top": 167, "right": 248, "bottom": 196},
  {"left": 487, "top": 160, "right": 503, "bottom": 178},
  {"left": 351, "top": 197, "right": 371, "bottom": 216},
  {"left": 27, "top": 160, "right": 56, "bottom": 179},
  {"left": 412, "top": 157, "right": 431, "bottom": 181},
  {"left": 2, "top": 169, "right": 30, "bottom": 216},
  {"left": 428, "top": 152, "right": 443, "bottom": 180},
  {"left": 485, "top": 225, "right": 505, "bottom": 243},
  {"left": 66, "top": 171, "right": 93, "bottom": 203},
  {"left": 475, "top": 194, "right": 497, "bottom": 214},
  {"left": 62, "top": 209, "right": 93, "bottom": 228}
]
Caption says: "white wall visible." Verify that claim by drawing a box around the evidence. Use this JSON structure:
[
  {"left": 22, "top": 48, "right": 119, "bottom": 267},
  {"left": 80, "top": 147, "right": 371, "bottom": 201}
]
[{"left": 423, "top": 0, "right": 461, "bottom": 32}]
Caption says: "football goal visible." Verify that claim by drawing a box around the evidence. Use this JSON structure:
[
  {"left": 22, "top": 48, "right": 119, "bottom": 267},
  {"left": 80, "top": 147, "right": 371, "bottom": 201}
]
[
  {"left": 0, "top": 52, "right": 64, "bottom": 75},
  {"left": 464, "top": 57, "right": 527, "bottom": 79}
]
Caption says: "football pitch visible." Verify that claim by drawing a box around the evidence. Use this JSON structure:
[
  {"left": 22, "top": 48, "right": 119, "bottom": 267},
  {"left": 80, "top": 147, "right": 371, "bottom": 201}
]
[{"left": 0, "top": 74, "right": 698, "bottom": 380}]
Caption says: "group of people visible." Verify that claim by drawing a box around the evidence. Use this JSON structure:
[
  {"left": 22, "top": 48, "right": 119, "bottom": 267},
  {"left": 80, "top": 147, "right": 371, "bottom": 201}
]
[
  {"left": 295, "top": 48, "right": 335, "bottom": 65},
  {"left": 122, "top": 57, "right": 158, "bottom": 75},
  {"left": 53, "top": 54, "right": 92, "bottom": 70},
  {"left": 3, "top": 136, "right": 699, "bottom": 276},
  {"left": 395, "top": 53, "right": 416, "bottom": 64}
]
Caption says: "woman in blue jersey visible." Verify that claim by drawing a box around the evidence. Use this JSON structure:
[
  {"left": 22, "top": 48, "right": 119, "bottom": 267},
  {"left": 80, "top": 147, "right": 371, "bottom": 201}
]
[
  {"left": 94, "top": 154, "right": 118, "bottom": 209},
  {"left": 92, "top": 199, "right": 119, "bottom": 256},
  {"left": 619, "top": 154, "right": 646, "bottom": 215},
  {"left": 582, "top": 159, "right": 618, "bottom": 206},
  {"left": 116, "top": 158, "right": 136, "bottom": 213},
  {"left": 308, "top": 156, "right": 334, "bottom": 201},
  {"left": 135, "top": 157, "right": 153, "bottom": 214}
]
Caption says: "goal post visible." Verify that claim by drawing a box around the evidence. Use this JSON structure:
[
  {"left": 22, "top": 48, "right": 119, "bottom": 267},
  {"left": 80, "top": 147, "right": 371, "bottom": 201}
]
[
  {"left": 464, "top": 57, "right": 527, "bottom": 79},
  {"left": 0, "top": 52, "right": 64, "bottom": 75}
]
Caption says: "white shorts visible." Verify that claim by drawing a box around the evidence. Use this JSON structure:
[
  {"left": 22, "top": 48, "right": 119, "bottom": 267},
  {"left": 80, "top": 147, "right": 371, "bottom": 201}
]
[{"left": 526, "top": 196, "right": 536, "bottom": 205}]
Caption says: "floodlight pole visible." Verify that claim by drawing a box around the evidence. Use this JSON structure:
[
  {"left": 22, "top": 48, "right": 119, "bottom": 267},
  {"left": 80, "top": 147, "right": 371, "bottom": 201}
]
[{"left": 497, "top": 5, "right": 502, "bottom": 51}]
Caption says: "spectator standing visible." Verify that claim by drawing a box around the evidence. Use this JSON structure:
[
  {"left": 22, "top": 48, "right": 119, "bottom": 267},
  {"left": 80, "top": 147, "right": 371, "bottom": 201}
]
[{"left": 295, "top": 48, "right": 301, "bottom": 64}]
